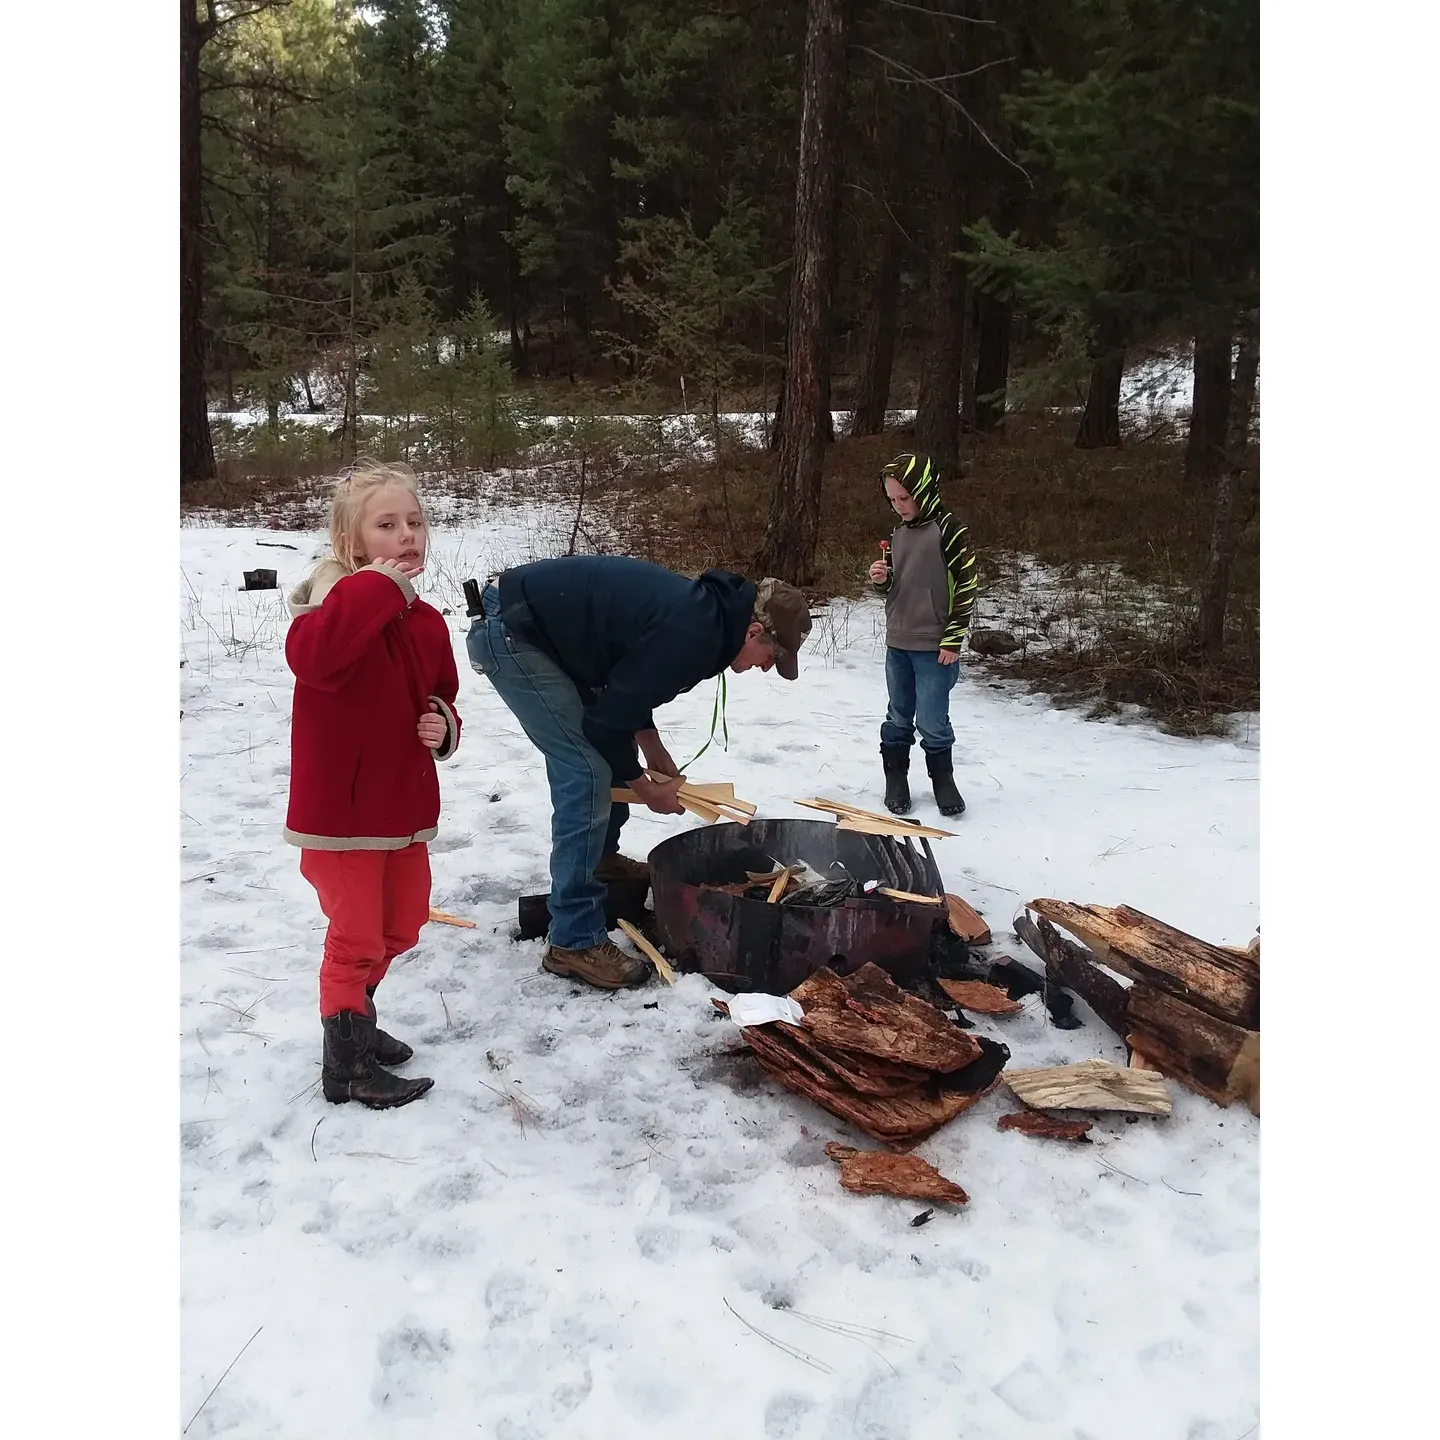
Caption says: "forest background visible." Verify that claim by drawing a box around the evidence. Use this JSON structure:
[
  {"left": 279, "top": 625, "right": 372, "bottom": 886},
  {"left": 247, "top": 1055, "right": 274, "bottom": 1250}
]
[{"left": 180, "top": 0, "right": 1259, "bottom": 728}]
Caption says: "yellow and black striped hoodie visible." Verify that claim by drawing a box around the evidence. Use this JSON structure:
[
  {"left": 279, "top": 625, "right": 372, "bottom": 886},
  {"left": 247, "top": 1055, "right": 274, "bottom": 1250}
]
[{"left": 871, "top": 452, "right": 977, "bottom": 651}]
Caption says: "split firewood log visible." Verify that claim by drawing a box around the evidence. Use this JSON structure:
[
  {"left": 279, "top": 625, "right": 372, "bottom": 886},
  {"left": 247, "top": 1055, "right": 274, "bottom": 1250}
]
[
  {"left": 1005, "top": 1058, "right": 1172, "bottom": 1115},
  {"left": 1018, "top": 914, "right": 1132, "bottom": 1036},
  {"left": 1029, "top": 900, "right": 1259, "bottom": 1029},
  {"left": 937, "top": 979, "right": 1023, "bottom": 1015},
  {"left": 1125, "top": 982, "right": 1259, "bottom": 1114},
  {"left": 824, "top": 1143, "right": 969, "bottom": 1202},
  {"left": 997, "top": 1112, "right": 1093, "bottom": 1142}
]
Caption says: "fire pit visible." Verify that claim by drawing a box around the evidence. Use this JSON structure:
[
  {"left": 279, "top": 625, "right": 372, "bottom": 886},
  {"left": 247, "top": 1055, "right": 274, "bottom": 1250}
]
[{"left": 648, "top": 818, "right": 946, "bottom": 993}]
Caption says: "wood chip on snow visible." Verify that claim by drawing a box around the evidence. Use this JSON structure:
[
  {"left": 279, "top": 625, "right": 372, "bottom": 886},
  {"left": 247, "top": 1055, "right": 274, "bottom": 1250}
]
[
  {"left": 824, "top": 1143, "right": 969, "bottom": 1202},
  {"left": 997, "top": 1111, "right": 1094, "bottom": 1141},
  {"left": 937, "top": 979, "right": 1022, "bottom": 1015}
]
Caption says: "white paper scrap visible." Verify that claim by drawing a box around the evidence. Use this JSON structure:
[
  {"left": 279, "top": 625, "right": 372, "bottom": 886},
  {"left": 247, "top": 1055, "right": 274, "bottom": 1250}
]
[{"left": 727, "top": 993, "right": 805, "bottom": 1027}]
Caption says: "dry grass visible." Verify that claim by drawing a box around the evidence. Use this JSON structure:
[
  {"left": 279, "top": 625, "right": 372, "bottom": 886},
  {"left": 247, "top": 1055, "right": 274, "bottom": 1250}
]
[
  {"left": 589, "top": 410, "right": 1259, "bottom": 734},
  {"left": 182, "top": 402, "right": 1258, "bottom": 734}
]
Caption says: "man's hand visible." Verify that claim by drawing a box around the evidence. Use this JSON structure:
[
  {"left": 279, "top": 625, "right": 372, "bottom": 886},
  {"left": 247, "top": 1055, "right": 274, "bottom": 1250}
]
[
  {"left": 868, "top": 559, "right": 889, "bottom": 583},
  {"left": 636, "top": 728, "right": 681, "bottom": 779},
  {"left": 938, "top": 647, "right": 961, "bottom": 667},
  {"left": 417, "top": 701, "right": 448, "bottom": 748},
  {"left": 630, "top": 772, "right": 686, "bottom": 815}
]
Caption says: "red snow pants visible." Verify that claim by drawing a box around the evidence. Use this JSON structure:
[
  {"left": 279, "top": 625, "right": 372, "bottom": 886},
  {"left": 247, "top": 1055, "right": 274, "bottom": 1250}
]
[{"left": 299, "top": 843, "right": 432, "bottom": 1017}]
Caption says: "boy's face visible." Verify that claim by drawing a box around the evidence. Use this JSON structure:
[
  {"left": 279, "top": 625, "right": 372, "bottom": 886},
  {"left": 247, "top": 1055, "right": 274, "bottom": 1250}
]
[{"left": 885, "top": 477, "right": 920, "bottom": 520}]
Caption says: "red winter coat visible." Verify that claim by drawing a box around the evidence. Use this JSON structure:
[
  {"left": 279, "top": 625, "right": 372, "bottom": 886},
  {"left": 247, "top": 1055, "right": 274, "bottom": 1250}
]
[{"left": 284, "top": 560, "right": 462, "bottom": 849}]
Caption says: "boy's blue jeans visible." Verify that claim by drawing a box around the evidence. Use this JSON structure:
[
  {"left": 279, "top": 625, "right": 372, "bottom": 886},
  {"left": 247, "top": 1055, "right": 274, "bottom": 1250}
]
[
  {"left": 466, "top": 586, "right": 628, "bottom": 950},
  {"left": 880, "top": 647, "right": 959, "bottom": 753}
]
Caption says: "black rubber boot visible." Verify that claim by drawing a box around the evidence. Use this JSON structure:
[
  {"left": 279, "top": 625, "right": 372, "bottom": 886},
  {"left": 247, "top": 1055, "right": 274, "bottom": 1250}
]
[
  {"left": 925, "top": 748, "right": 966, "bottom": 817},
  {"left": 365, "top": 985, "right": 414, "bottom": 1067},
  {"left": 881, "top": 744, "right": 912, "bottom": 815},
  {"left": 322, "top": 1011, "right": 433, "bottom": 1109}
]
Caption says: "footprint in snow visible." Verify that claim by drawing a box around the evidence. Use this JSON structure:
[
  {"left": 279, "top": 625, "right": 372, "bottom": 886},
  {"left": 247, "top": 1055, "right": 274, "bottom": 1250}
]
[
  {"left": 764, "top": 1392, "right": 815, "bottom": 1439},
  {"left": 370, "top": 1320, "right": 452, "bottom": 1419},
  {"left": 485, "top": 1268, "right": 551, "bottom": 1326},
  {"left": 991, "top": 1359, "right": 1067, "bottom": 1423}
]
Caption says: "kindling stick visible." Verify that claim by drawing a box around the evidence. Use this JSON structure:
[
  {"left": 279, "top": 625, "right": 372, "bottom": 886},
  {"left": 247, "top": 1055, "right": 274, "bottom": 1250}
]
[{"left": 616, "top": 919, "right": 676, "bottom": 984}]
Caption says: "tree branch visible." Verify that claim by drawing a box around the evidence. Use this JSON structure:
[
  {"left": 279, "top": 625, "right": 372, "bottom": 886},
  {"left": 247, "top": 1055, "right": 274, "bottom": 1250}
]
[
  {"left": 856, "top": 45, "right": 1031, "bottom": 183},
  {"left": 843, "top": 181, "right": 914, "bottom": 244},
  {"left": 199, "top": 73, "right": 324, "bottom": 105},
  {"left": 877, "top": 1, "right": 996, "bottom": 22},
  {"left": 930, "top": 57, "right": 1016, "bottom": 84},
  {"left": 212, "top": 1, "right": 292, "bottom": 35}
]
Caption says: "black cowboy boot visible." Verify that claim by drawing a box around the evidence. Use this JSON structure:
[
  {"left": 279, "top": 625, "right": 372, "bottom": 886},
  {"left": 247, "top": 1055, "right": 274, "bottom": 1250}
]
[
  {"left": 322, "top": 1011, "right": 433, "bottom": 1109},
  {"left": 365, "top": 985, "right": 414, "bottom": 1067},
  {"left": 881, "top": 744, "right": 912, "bottom": 815},
  {"left": 925, "top": 748, "right": 966, "bottom": 817}
]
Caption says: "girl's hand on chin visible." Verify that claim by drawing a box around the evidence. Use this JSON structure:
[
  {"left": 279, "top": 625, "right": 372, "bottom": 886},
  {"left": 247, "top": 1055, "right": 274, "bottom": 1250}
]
[{"left": 373, "top": 555, "right": 424, "bottom": 580}]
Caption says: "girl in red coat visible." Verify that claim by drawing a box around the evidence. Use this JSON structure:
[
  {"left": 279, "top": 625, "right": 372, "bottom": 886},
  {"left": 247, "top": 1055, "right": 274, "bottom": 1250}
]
[{"left": 285, "top": 463, "right": 462, "bottom": 1109}]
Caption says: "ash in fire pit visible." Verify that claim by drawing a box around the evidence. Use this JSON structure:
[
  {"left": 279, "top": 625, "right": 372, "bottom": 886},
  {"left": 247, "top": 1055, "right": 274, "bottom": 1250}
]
[{"left": 649, "top": 818, "right": 947, "bottom": 994}]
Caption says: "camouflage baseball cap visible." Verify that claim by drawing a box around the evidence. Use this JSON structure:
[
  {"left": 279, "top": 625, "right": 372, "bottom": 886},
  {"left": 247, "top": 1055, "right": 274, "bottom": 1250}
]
[{"left": 754, "top": 578, "right": 813, "bottom": 680}]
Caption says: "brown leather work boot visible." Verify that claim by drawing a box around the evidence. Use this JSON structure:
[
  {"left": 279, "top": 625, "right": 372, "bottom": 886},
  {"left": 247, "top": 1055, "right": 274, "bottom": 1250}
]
[
  {"left": 594, "top": 852, "right": 650, "bottom": 883},
  {"left": 543, "top": 938, "right": 650, "bottom": 989}
]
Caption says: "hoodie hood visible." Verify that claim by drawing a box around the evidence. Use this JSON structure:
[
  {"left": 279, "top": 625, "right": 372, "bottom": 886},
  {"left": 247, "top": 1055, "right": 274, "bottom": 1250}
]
[
  {"left": 880, "top": 452, "right": 944, "bottom": 527},
  {"left": 697, "top": 567, "right": 760, "bottom": 665},
  {"left": 287, "top": 558, "right": 347, "bottom": 617}
]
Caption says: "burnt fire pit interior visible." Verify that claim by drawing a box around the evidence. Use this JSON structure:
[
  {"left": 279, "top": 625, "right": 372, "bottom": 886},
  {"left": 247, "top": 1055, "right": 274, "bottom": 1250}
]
[{"left": 649, "top": 818, "right": 947, "bottom": 994}]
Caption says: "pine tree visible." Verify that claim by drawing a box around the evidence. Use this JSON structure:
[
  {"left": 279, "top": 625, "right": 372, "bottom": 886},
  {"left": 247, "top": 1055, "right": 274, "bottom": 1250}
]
[
  {"left": 967, "top": 0, "right": 1259, "bottom": 447},
  {"left": 753, "top": 0, "right": 852, "bottom": 585},
  {"left": 503, "top": 0, "right": 621, "bottom": 377}
]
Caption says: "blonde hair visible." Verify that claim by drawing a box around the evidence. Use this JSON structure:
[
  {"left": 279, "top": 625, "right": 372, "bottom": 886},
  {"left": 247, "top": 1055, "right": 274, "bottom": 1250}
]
[{"left": 327, "top": 460, "right": 426, "bottom": 573}]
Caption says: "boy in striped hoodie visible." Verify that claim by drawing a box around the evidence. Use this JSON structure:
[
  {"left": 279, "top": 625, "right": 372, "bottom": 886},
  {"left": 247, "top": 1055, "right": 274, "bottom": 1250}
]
[{"left": 867, "top": 452, "right": 977, "bottom": 817}]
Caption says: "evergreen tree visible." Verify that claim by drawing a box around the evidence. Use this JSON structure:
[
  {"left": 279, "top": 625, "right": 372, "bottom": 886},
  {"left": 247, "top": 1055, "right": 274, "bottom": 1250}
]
[
  {"left": 503, "top": 0, "right": 622, "bottom": 377},
  {"left": 967, "top": 0, "right": 1259, "bottom": 446}
]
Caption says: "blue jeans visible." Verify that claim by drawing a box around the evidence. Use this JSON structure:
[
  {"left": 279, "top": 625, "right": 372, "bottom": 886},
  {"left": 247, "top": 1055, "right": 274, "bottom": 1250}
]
[
  {"left": 466, "top": 586, "right": 628, "bottom": 950},
  {"left": 880, "top": 648, "right": 959, "bottom": 753}
]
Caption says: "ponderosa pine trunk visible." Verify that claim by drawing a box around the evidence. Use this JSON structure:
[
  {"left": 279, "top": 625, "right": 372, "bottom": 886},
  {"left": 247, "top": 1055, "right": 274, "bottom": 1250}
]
[
  {"left": 180, "top": 0, "right": 216, "bottom": 485},
  {"left": 1075, "top": 312, "right": 1126, "bottom": 449},
  {"left": 753, "top": 0, "right": 851, "bottom": 584},
  {"left": 1197, "top": 318, "right": 1259, "bottom": 657},
  {"left": 913, "top": 134, "right": 967, "bottom": 476},
  {"left": 974, "top": 292, "right": 1011, "bottom": 431},
  {"left": 1185, "top": 329, "right": 1235, "bottom": 483},
  {"left": 849, "top": 221, "right": 901, "bottom": 436},
  {"left": 959, "top": 282, "right": 977, "bottom": 434}
]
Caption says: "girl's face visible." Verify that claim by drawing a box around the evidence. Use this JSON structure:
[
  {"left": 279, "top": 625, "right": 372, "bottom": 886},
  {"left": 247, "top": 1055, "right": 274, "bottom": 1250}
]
[
  {"left": 357, "top": 486, "right": 427, "bottom": 569},
  {"left": 885, "top": 477, "right": 920, "bottom": 520}
]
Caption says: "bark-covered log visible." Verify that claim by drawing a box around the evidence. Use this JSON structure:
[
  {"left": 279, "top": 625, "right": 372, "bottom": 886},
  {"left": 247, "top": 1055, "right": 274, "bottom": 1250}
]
[
  {"left": 1029, "top": 900, "right": 1259, "bottom": 1029},
  {"left": 1021, "top": 913, "right": 1132, "bottom": 1037},
  {"left": 1127, "top": 984, "right": 1260, "bottom": 1114}
]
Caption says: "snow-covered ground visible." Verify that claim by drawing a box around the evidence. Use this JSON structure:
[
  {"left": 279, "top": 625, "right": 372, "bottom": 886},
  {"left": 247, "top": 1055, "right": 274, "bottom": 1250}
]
[{"left": 180, "top": 509, "right": 1259, "bottom": 1439}]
